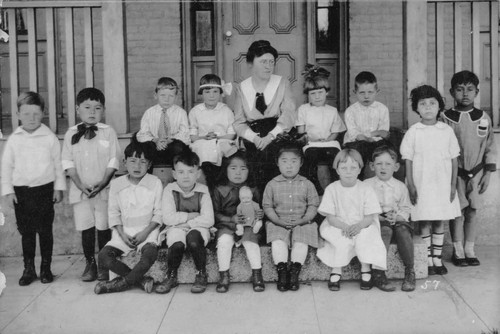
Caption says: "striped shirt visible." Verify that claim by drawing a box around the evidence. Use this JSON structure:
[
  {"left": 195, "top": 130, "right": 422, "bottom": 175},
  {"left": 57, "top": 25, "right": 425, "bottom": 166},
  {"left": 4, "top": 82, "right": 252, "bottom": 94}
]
[
  {"left": 136, "top": 104, "right": 190, "bottom": 144},
  {"left": 343, "top": 101, "right": 390, "bottom": 144}
]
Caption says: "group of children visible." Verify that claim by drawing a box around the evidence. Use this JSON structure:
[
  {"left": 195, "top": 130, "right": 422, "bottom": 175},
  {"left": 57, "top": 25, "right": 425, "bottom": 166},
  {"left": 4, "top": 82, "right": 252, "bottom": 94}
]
[{"left": 1, "top": 66, "right": 495, "bottom": 296}]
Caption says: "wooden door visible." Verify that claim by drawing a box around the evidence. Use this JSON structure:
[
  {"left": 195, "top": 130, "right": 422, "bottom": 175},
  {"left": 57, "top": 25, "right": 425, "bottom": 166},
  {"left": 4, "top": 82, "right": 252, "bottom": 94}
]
[{"left": 220, "top": 1, "right": 308, "bottom": 106}]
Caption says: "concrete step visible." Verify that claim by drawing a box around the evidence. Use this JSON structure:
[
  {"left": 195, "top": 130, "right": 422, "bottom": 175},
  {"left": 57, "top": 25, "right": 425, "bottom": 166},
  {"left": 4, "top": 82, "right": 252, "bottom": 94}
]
[{"left": 117, "top": 235, "right": 427, "bottom": 283}]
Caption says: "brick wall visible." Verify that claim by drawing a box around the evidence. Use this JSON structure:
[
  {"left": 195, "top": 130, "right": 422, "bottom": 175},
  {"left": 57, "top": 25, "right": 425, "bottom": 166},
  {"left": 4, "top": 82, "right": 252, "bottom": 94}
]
[
  {"left": 125, "top": 2, "right": 183, "bottom": 133},
  {"left": 348, "top": 1, "right": 405, "bottom": 128}
]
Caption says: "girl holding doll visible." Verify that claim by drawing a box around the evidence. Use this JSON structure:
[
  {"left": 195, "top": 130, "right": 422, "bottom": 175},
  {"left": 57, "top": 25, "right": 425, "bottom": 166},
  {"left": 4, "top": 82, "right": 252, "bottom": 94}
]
[
  {"left": 212, "top": 151, "right": 265, "bottom": 292},
  {"left": 400, "top": 85, "right": 461, "bottom": 275}
]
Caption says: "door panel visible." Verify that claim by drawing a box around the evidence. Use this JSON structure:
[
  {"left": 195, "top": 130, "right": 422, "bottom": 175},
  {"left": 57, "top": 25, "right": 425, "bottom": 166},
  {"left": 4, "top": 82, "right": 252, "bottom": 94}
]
[{"left": 221, "top": 1, "right": 308, "bottom": 105}]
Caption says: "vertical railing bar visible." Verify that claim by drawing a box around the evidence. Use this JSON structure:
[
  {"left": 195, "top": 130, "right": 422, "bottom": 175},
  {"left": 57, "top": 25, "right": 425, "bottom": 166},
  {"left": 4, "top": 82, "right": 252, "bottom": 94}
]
[
  {"left": 490, "top": 1, "right": 499, "bottom": 128},
  {"left": 435, "top": 3, "right": 445, "bottom": 95},
  {"left": 27, "top": 8, "right": 38, "bottom": 92},
  {"left": 83, "top": 7, "right": 94, "bottom": 88},
  {"left": 46, "top": 8, "right": 57, "bottom": 132},
  {"left": 453, "top": 2, "right": 462, "bottom": 73},
  {"left": 8, "top": 9, "right": 19, "bottom": 129},
  {"left": 65, "top": 7, "right": 76, "bottom": 127},
  {"left": 471, "top": 2, "right": 481, "bottom": 106}
]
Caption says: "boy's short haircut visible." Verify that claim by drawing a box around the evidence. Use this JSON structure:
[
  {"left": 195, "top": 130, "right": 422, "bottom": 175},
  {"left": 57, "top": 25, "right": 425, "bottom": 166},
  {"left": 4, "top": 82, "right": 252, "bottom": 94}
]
[
  {"left": 198, "top": 74, "right": 223, "bottom": 95},
  {"left": 372, "top": 145, "right": 398, "bottom": 163},
  {"left": 17, "top": 91, "right": 45, "bottom": 111},
  {"left": 124, "top": 141, "right": 154, "bottom": 162},
  {"left": 173, "top": 150, "right": 200, "bottom": 170},
  {"left": 354, "top": 71, "right": 377, "bottom": 90},
  {"left": 451, "top": 70, "right": 479, "bottom": 89},
  {"left": 410, "top": 85, "right": 445, "bottom": 115},
  {"left": 303, "top": 76, "right": 330, "bottom": 94},
  {"left": 276, "top": 143, "right": 304, "bottom": 163},
  {"left": 333, "top": 148, "right": 364, "bottom": 170},
  {"left": 76, "top": 87, "right": 105, "bottom": 106},
  {"left": 156, "top": 77, "right": 179, "bottom": 93}
]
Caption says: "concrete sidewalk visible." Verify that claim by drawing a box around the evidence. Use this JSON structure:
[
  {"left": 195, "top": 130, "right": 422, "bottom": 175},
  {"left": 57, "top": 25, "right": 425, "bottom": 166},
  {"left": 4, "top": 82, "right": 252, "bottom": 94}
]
[{"left": 0, "top": 246, "right": 499, "bottom": 334}]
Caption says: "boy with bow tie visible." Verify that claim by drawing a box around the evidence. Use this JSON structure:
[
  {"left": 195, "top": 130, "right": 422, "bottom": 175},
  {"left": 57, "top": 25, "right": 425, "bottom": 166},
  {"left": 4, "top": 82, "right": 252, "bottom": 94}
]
[{"left": 62, "top": 88, "right": 121, "bottom": 282}]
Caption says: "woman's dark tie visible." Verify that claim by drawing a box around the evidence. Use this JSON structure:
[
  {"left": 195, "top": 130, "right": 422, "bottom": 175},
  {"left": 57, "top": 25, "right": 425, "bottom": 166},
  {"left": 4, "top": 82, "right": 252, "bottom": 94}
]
[{"left": 255, "top": 93, "right": 267, "bottom": 114}]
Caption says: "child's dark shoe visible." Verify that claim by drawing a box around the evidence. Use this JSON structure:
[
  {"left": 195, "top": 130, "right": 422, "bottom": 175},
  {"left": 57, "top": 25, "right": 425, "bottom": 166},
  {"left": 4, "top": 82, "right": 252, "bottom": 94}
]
[
  {"left": 276, "top": 262, "right": 288, "bottom": 292},
  {"left": 360, "top": 271, "right": 373, "bottom": 290},
  {"left": 139, "top": 276, "right": 155, "bottom": 293},
  {"left": 434, "top": 264, "right": 448, "bottom": 275},
  {"left": 216, "top": 271, "right": 230, "bottom": 293},
  {"left": 251, "top": 269, "right": 265, "bottom": 292},
  {"left": 372, "top": 269, "right": 396, "bottom": 292},
  {"left": 191, "top": 270, "right": 208, "bottom": 293},
  {"left": 427, "top": 266, "right": 436, "bottom": 276},
  {"left": 94, "top": 277, "right": 129, "bottom": 294},
  {"left": 19, "top": 259, "right": 37, "bottom": 286},
  {"left": 40, "top": 260, "right": 53, "bottom": 284},
  {"left": 328, "top": 274, "right": 341, "bottom": 291},
  {"left": 288, "top": 262, "right": 302, "bottom": 291},
  {"left": 97, "top": 263, "right": 109, "bottom": 281},
  {"left": 81, "top": 258, "right": 97, "bottom": 282},
  {"left": 465, "top": 257, "right": 480, "bottom": 266},
  {"left": 451, "top": 253, "right": 468, "bottom": 267},
  {"left": 401, "top": 268, "right": 416, "bottom": 292},
  {"left": 155, "top": 269, "right": 178, "bottom": 294}
]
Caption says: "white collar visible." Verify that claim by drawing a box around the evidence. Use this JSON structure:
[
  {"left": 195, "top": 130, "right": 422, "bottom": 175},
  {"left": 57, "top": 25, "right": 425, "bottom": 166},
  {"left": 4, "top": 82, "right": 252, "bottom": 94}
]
[
  {"left": 240, "top": 75, "right": 281, "bottom": 111},
  {"left": 414, "top": 121, "right": 447, "bottom": 129},
  {"left": 13, "top": 123, "right": 53, "bottom": 136}
]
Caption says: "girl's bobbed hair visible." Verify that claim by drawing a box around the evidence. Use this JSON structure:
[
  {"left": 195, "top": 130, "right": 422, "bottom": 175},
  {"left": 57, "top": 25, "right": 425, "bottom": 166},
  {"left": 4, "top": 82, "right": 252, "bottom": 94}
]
[
  {"left": 410, "top": 85, "right": 445, "bottom": 116},
  {"left": 216, "top": 150, "right": 256, "bottom": 187},
  {"left": 198, "top": 74, "right": 223, "bottom": 95},
  {"left": 246, "top": 40, "right": 278, "bottom": 64},
  {"left": 302, "top": 64, "right": 331, "bottom": 94}
]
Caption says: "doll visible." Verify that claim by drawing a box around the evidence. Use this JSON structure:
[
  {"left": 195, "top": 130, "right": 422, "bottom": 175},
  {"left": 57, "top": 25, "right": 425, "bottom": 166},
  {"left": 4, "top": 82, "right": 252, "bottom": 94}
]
[{"left": 236, "top": 186, "right": 263, "bottom": 236}]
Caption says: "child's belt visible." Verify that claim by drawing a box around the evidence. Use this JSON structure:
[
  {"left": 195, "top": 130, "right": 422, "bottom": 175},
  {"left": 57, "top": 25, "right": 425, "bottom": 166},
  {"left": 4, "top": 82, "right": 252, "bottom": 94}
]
[{"left": 458, "top": 163, "right": 484, "bottom": 182}]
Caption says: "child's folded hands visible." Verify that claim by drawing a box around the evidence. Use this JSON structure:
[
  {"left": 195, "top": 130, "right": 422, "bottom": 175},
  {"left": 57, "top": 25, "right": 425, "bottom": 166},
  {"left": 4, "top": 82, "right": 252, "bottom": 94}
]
[
  {"left": 132, "top": 230, "right": 149, "bottom": 246},
  {"left": 119, "top": 232, "right": 135, "bottom": 248}
]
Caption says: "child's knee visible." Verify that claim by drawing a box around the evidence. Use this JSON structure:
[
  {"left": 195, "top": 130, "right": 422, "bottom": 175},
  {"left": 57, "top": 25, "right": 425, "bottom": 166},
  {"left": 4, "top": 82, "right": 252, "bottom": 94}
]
[{"left": 217, "top": 234, "right": 234, "bottom": 250}]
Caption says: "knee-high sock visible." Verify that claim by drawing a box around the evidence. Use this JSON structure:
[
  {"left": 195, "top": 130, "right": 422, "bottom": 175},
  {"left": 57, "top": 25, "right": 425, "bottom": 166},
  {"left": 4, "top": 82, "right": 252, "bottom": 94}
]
[
  {"left": 217, "top": 234, "right": 234, "bottom": 271},
  {"left": 271, "top": 240, "right": 288, "bottom": 264},
  {"left": 290, "top": 242, "right": 308, "bottom": 265},
  {"left": 421, "top": 233, "right": 432, "bottom": 266},
  {"left": 82, "top": 227, "right": 96, "bottom": 261},
  {"left": 360, "top": 262, "right": 371, "bottom": 281},
  {"left": 432, "top": 232, "right": 444, "bottom": 266},
  {"left": 242, "top": 241, "right": 262, "bottom": 269},
  {"left": 97, "top": 229, "right": 111, "bottom": 251}
]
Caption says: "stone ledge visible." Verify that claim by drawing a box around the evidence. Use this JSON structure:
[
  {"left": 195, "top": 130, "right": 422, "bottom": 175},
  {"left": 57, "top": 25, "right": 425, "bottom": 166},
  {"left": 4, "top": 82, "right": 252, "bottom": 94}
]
[{"left": 118, "top": 235, "right": 427, "bottom": 283}]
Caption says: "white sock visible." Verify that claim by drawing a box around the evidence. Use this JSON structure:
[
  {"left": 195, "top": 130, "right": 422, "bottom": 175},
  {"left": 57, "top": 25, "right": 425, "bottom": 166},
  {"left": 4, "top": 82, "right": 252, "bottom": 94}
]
[
  {"left": 272, "top": 240, "right": 288, "bottom": 264},
  {"left": 216, "top": 234, "right": 234, "bottom": 271},
  {"left": 422, "top": 234, "right": 433, "bottom": 266},
  {"left": 242, "top": 241, "right": 262, "bottom": 269},
  {"left": 330, "top": 269, "right": 341, "bottom": 282},
  {"left": 464, "top": 241, "right": 476, "bottom": 258},
  {"left": 453, "top": 242, "right": 465, "bottom": 258},
  {"left": 290, "top": 242, "right": 308, "bottom": 264},
  {"left": 432, "top": 233, "right": 444, "bottom": 267}
]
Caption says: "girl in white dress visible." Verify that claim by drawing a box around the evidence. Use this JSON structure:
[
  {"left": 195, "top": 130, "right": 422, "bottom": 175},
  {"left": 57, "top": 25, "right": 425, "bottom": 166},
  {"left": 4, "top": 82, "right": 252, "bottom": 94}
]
[
  {"left": 317, "top": 149, "right": 387, "bottom": 291},
  {"left": 400, "top": 85, "right": 461, "bottom": 276},
  {"left": 189, "top": 74, "right": 236, "bottom": 186}
]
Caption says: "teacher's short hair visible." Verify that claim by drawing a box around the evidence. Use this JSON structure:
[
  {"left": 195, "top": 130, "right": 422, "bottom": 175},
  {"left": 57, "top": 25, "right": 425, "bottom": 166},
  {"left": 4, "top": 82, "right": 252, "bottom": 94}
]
[{"left": 246, "top": 40, "right": 278, "bottom": 63}]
